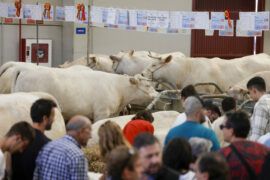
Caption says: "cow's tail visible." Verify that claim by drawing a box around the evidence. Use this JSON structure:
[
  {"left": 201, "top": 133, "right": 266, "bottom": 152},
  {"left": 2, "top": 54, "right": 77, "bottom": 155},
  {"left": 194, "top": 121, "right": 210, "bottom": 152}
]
[
  {"left": 0, "top": 61, "right": 17, "bottom": 77},
  {"left": 30, "top": 92, "right": 62, "bottom": 112},
  {"left": 11, "top": 67, "right": 22, "bottom": 93}
]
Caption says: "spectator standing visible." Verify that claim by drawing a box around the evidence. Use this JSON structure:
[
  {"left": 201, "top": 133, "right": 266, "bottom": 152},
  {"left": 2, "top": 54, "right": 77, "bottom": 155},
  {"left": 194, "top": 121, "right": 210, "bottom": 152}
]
[
  {"left": 123, "top": 110, "right": 154, "bottom": 145},
  {"left": 165, "top": 96, "right": 220, "bottom": 151},
  {"left": 134, "top": 132, "right": 179, "bottom": 180},
  {"left": 218, "top": 111, "right": 270, "bottom": 179},
  {"left": 33, "top": 115, "right": 92, "bottom": 180},
  {"left": 11, "top": 99, "right": 56, "bottom": 180},
  {"left": 0, "top": 122, "right": 35, "bottom": 179},
  {"left": 247, "top": 76, "right": 270, "bottom": 141}
]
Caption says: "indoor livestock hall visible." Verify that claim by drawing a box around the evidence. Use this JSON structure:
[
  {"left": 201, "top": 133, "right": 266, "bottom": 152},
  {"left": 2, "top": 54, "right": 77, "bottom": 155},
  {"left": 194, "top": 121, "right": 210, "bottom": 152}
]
[{"left": 0, "top": 0, "right": 270, "bottom": 179}]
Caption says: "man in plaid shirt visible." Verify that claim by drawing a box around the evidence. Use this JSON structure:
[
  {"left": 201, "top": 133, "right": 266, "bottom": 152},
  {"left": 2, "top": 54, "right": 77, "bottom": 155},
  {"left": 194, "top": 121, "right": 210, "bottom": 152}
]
[
  {"left": 33, "top": 115, "right": 92, "bottom": 180},
  {"left": 247, "top": 76, "right": 270, "bottom": 141}
]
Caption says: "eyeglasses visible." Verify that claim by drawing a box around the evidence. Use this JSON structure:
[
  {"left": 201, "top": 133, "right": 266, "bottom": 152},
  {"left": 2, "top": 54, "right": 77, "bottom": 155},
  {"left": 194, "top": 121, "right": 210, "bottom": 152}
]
[{"left": 219, "top": 124, "right": 230, "bottom": 130}]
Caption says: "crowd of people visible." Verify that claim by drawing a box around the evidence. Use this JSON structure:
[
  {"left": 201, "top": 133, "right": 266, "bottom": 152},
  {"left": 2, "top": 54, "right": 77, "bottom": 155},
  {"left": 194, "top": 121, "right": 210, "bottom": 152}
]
[{"left": 1, "top": 76, "right": 270, "bottom": 180}]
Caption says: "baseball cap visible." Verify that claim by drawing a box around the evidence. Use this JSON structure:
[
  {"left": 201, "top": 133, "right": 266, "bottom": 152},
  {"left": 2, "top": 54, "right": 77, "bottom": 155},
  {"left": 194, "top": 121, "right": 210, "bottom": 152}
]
[{"left": 184, "top": 96, "right": 205, "bottom": 114}]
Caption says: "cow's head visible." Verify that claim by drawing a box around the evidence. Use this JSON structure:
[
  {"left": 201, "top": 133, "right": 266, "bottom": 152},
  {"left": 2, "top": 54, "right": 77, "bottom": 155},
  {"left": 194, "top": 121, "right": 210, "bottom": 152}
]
[
  {"left": 227, "top": 86, "right": 249, "bottom": 101},
  {"left": 87, "top": 56, "right": 114, "bottom": 73},
  {"left": 141, "top": 55, "right": 172, "bottom": 80},
  {"left": 129, "top": 74, "right": 159, "bottom": 104}
]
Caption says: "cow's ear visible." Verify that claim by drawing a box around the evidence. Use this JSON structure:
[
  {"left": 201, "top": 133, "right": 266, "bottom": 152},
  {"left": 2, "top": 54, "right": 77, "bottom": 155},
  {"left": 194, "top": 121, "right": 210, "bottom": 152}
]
[
  {"left": 164, "top": 55, "right": 172, "bottom": 64},
  {"left": 110, "top": 55, "right": 121, "bottom": 62},
  {"left": 129, "top": 77, "right": 138, "bottom": 85},
  {"left": 129, "top": 49, "right": 135, "bottom": 56},
  {"left": 90, "top": 57, "right": 97, "bottom": 64}
]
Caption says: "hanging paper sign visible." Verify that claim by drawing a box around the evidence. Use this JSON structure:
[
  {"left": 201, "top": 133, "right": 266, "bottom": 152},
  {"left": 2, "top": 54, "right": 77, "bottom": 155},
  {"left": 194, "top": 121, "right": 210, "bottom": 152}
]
[
  {"left": 128, "top": 10, "right": 137, "bottom": 27},
  {"left": 106, "top": 8, "right": 116, "bottom": 24},
  {"left": 194, "top": 12, "right": 209, "bottom": 29},
  {"left": 182, "top": 12, "right": 195, "bottom": 29},
  {"left": 90, "top": 6, "right": 103, "bottom": 24},
  {"left": 224, "top": 10, "right": 232, "bottom": 28},
  {"left": 170, "top": 11, "right": 182, "bottom": 29},
  {"left": 219, "top": 20, "right": 234, "bottom": 36},
  {"left": 14, "top": 0, "right": 22, "bottom": 17},
  {"left": 55, "top": 6, "right": 65, "bottom": 21},
  {"left": 236, "top": 20, "right": 262, "bottom": 37},
  {"left": 255, "top": 11, "right": 269, "bottom": 31},
  {"left": 23, "top": 5, "right": 42, "bottom": 20},
  {"left": 42, "top": 3, "right": 53, "bottom": 21},
  {"left": 0, "top": 3, "right": 9, "bottom": 17},
  {"left": 156, "top": 11, "right": 169, "bottom": 28},
  {"left": 64, "top": 6, "right": 76, "bottom": 22},
  {"left": 147, "top": 10, "right": 158, "bottom": 27},
  {"left": 211, "top": 12, "right": 225, "bottom": 30},
  {"left": 167, "top": 29, "right": 179, "bottom": 34},
  {"left": 117, "top": 9, "right": 128, "bottom": 25},
  {"left": 8, "top": 3, "right": 23, "bottom": 18},
  {"left": 239, "top": 12, "right": 255, "bottom": 30},
  {"left": 137, "top": 10, "right": 147, "bottom": 26}
]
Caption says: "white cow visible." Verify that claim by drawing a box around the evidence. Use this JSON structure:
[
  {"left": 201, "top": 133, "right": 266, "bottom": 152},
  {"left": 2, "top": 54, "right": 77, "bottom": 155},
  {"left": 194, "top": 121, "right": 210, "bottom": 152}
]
[
  {"left": 87, "top": 111, "right": 180, "bottom": 147},
  {"left": 227, "top": 71, "right": 270, "bottom": 100},
  {"left": 0, "top": 61, "right": 36, "bottom": 93},
  {"left": 59, "top": 54, "right": 114, "bottom": 73},
  {"left": 142, "top": 53, "right": 270, "bottom": 94},
  {"left": 12, "top": 66, "right": 158, "bottom": 122},
  {"left": 0, "top": 92, "right": 66, "bottom": 140},
  {"left": 110, "top": 50, "right": 185, "bottom": 76}
]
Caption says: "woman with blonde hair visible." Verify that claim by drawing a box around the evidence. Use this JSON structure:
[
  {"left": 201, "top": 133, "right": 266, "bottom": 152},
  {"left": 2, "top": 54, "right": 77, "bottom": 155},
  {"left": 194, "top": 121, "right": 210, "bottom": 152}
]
[{"left": 98, "top": 121, "right": 130, "bottom": 160}]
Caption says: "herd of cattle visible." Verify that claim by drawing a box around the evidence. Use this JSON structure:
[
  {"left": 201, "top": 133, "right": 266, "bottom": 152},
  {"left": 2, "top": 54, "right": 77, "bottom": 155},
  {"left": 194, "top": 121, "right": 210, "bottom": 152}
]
[{"left": 1, "top": 50, "right": 270, "bottom": 146}]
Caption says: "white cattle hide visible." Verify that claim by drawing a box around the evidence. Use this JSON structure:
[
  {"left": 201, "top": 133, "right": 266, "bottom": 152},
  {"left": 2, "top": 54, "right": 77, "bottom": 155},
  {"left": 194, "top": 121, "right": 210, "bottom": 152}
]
[
  {"left": 227, "top": 71, "right": 270, "bottom": 100},
  {"left": 12, "top": 67, "right": 158, "bottom": 122},
  {"left": 59, "top": 54, "right": 114, "bottom": 73},
  {"left": 142, "top": 53, "right": 270, "bottom": 94},
  {"left": 0, "top": 61, "right": 36, "bottom": 93},
  {"left": 0, "top": 92, "right": 66, "bottom": 140},
  {"left": 87, "top": 111, "right": 180, "bottom": 147}
]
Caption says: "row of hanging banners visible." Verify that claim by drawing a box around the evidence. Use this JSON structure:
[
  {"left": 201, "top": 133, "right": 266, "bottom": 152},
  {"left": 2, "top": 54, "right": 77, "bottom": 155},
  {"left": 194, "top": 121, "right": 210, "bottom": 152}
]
[{"left": 0, "top": 2, "right": 269, "bottom": 37}]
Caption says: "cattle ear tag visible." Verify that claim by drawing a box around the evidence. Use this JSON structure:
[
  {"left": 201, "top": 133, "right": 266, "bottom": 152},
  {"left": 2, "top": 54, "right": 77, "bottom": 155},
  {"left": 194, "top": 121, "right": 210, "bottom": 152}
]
[
  {"left": 164, "top": 55, "right": 172, "bottom": 64},
  {"left": 129, "top": 77, "right": 137, "bottom": 85},
  {"left": 129, "top": 49, "right": 135, "bottom": 56}
]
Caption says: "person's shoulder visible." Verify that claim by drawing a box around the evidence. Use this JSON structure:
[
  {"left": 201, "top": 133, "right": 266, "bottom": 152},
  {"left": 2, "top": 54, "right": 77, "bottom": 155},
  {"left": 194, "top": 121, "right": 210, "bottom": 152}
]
[
  {"left": 218, "top": 145, "right": 231, "bottom": 156},
  {"left": 157, "top": 166, "right": 180, "bottom": 180}
]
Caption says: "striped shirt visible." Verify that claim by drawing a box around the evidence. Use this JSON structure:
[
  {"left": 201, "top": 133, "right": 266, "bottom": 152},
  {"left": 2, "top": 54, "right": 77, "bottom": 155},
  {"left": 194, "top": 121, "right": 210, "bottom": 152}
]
[
  {"left": 250, "top": 94, "right": 270, "bottom": 141},
  {"left": 33, "top": 134, "right": 88, "bottom": 180}
]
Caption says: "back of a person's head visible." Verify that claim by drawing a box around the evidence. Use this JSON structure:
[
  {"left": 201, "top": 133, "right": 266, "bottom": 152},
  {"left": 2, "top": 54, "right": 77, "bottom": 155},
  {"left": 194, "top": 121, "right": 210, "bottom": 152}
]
[
  {"left": 184, "top": 96, "right": 204, "bottom": 117},
  {"left": 163, "top": 138, "right": 192, "bottom": 172},
  {"left": 181, "top": 85, "right": 198, "bottom": 99},
  {"left": 131, "top": 110, "right": 154, "bottom": 123},
  {"left": 106, "top": 145, "right": 139, "bottom": 179},
  {"left": 197, "top": 152, "right": 229, "bottom": 180},
  {"left": 247, "top": 76, "right": 266, "bottom": 92},
  {"left": 98, "top": 121, "right": 129, "bottom": 159},
  {"left": 6, "top": 121, "right": 35, "bottom": 143},
  {"left": 211, "top": 104, "right": 221, "bottom": 117},
  {"left": 133, "top": 132, "right": 159, "bottom": 150},
  {"left": 30, "top": 99, "right": 56, "bottom": 123},
  {"left": 188, "top": 137, "right": 212, "bottom": 163},
  {"left": 221, "top": 97, "right": 236, "bottom": 112},
  {"left": 226, "top": 111, "right": 250, "bottom": 138}
]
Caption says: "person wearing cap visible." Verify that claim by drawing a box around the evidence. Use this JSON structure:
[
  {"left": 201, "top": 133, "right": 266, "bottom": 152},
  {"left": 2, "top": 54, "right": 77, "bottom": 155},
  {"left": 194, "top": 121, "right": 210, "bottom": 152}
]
[
  {"left": 164, "top": 96, "right": 220, "bottom": 151},
  {"left": 123, "top": 110, "right": 154, "bottom": 145}
]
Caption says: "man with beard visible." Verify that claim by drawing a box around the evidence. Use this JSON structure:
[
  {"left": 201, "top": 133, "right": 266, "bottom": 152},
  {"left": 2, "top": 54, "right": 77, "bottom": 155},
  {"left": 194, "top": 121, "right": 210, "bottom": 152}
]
[
  {"left": 165, "top": 96, "right": 220, "bottom": 151},
  {"left": 11, "top": 99, "right": 56, "bottom": 180},
  {"left": 133, "top": 132, "right": 179, "bottom": 180}
]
